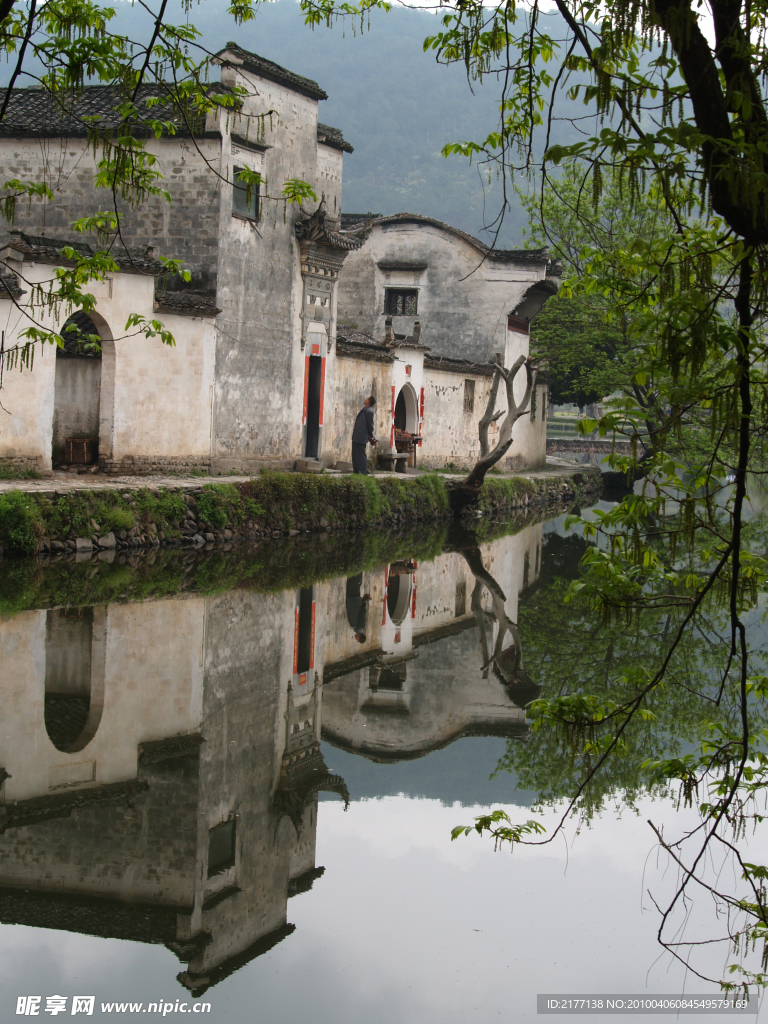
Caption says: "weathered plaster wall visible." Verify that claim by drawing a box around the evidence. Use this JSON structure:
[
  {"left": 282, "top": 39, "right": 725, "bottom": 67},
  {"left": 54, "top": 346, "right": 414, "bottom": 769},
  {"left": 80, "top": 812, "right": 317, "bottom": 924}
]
[
  {"left": 0, "top": 588, "right": 320, "bottom": 972},
  {"left": 331, "top": 350, "right": 547, "bottom": 470},
  {"left": 0, "top": 598, "right": 205, "bottom": 807},
  {"left": 0, "top": 136, "right": 223, "bottom": 292},
  {"left": 329, "top": 353, "right": 392, "bottom": 461},
  {"left": 321, "top": 525, "right": 543, "bottom": 760},
  {"left": 0, "top": 265, "right": 216, "bottom": 471},
  {"left": 322, "top": 524, "right": 542, "bottom": 671},
  {"left": 186, "top": 587, "right": 300, "bottom": 975},
  {"left": 337, "top": 221, "right": 551, "bottom": 364},
  {"left": 211, "top": 68, "right": 343, "bottom": 471},
  {"left": 316, "top": 143, "right": 344, "bottom": 221},
  {"left": 420, "top": 368, "right": 548, "bottom": 471}
]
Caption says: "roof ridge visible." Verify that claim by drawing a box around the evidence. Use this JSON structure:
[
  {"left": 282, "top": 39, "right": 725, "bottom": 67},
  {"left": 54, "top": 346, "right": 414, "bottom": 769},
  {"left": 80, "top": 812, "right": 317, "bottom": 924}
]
[
  {"left": 374, "top": 212, "right": 551, "bottom": 262},
  {"left": 218, "top": 42, "right": 327, "bottom": 101}
]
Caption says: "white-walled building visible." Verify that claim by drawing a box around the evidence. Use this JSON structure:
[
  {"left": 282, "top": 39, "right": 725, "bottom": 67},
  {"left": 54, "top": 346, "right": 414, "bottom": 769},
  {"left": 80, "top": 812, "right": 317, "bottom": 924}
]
[{"left": 0, "top": 47, "right": 556, "bottom": 476}]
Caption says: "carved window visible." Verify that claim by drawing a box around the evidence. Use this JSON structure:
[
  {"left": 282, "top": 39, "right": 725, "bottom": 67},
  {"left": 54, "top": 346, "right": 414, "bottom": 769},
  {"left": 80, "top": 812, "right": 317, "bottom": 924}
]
[
  {"left": 208, "top": 819, "right": 236, "bottom": 877},
  {"left": 463, "top": 379, "right": 475, "bottom": 414},
  {"left": 385, "top": 289, "right": 418, "bottom": 315},
  {"left": 232, "top": 166, "right": 260, "bottom": 221}
]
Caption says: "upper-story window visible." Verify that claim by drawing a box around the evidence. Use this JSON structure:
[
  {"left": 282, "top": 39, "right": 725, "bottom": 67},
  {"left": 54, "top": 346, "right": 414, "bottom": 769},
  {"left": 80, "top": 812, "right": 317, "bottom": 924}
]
[
  {"left": 232, "top": 166, "right": 260, "bottom": 221},
  {"left": 385, "top": 289, "right": 418, "bottom": 316}
]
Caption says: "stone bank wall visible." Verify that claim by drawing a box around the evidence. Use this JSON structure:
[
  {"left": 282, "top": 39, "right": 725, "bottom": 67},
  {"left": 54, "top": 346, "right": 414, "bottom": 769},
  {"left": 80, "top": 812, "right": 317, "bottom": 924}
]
[{"left": 0, "top": 468, "right": 602, "bottom": 556}]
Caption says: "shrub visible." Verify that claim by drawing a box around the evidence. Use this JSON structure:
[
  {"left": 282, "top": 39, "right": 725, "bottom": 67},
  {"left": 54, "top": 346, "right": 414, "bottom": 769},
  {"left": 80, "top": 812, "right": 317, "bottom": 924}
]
[
  {"left": 0, "top": 491, "right": 42, "bottom": 553},
  {"left": 100, "top": 506, "right": 135, "bottom": 532}
]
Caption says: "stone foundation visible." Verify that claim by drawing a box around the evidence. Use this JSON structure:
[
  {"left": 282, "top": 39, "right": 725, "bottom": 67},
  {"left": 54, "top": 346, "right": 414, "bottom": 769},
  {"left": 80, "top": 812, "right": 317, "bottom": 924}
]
[
  {"left": 0, "top": 454, "right": 48, "bottom": 473},
  {"left": 100, "top": 455, "right": 211, "bottom": 476}
]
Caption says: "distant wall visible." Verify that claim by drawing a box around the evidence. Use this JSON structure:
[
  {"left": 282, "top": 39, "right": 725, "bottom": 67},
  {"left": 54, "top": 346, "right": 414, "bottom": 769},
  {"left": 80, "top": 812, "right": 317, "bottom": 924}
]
[
  {"left": 337, "top": 220, "right": 550, "bottom": 364},
  {"left": 332, "top": 350, "right": 547, "bottom": 470},
  {"left": 0, "top": 136, "right": 223, "bottom": 293}
]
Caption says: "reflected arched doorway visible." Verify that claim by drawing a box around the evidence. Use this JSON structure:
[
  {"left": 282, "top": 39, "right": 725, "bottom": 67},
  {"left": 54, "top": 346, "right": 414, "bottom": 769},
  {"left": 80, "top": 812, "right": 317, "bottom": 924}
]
[
  {"left": 44, "top": 607, "right": 105, "bottom": 753},
  {"left": 386, "top": 563, "right": 413, "bottom": 625},
  {"left": 52, "top": 310, "right": 114, "bottom": 467}
]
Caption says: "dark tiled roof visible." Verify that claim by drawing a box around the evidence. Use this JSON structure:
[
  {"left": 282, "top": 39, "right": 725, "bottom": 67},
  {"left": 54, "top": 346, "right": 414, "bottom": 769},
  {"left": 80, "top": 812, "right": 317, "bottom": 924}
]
[
  {"left": 317, "top": 123, "right": 353, "bottom": 153},
  {"left": 288, "top": 865, "right": 325, "bottom": 898},
  {"left": 336, "top": 326, "right": 394, "bottom": 363},
  {"left": 375, "top": 213, "right": 551, "bottom": 265},
  {"left": 0, "top": 778, "right": 149, "bottom": 833},
  {"left": 295, "top": 207, "right": 364, "bottom": 251},
  {"left": 155, "top": 290, "right": 221, "bottom": 318},
  {"left": 340, "top": 213, "right": 381, "bottom": 230},
  {"left": 424, "top": 353, "right": 496, "bottom": 377},
  {"left": 0, "top": 83, "right": 233, "bottom": 138},
  {"left": 336, "top": 325, "right": 379, "bottom": 345},
  {"left": 217, "top": 43, "right": 327, "bottom": 101},
  {"left": 0, "top": 886, "right": 181, "bottom": 944},
  {"left": 4, "top": 230, "right": 166, "bottom": 274},
  {"left": 325, "top": 229, "right": 364, "bottom": 251},
  {"left": 177, "top": 923, "right": 296, "bottom": 996},
  {"left": 0, "top": 270, "right": 22, "bottom": 299}
]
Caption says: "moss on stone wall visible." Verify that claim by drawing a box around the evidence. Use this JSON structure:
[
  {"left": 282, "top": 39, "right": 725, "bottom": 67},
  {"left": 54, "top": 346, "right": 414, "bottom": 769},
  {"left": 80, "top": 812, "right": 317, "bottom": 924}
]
[
  {"left": 0, "top": 467, "right": 600, "bottom": 557},
  {"left": 0, "top": 472, "right": 454, "bottom": 556}
]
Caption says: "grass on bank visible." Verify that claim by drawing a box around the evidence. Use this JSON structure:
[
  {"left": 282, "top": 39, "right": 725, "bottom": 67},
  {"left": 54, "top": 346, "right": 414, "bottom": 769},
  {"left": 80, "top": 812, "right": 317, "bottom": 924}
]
[{"left": 0, "top": 472, "right": 453, "bottom": 555}]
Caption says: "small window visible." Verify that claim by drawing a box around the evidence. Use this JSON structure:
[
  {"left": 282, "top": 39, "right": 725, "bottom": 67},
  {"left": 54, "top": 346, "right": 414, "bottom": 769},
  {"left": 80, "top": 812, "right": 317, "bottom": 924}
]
[
  {"left": 530, "top": 388, "right": 537, "bottom": 419},
  {"left": 463, "top": 379, "right": 475, "bottom": 414},
  {"left": 208, "top": 819, "right": 236, "bottom": 877},
  {"left": 455, "top": 579, "right": 467, "bottom": 618},
  {"left": 232, "top": 166, "right": 260, "bottom": 221},
  {"left": 385, "top": 289, "right": 418, "bottom": 316},
  {"left": 541, "top": 391, "right": 547, "bottom": 421}
]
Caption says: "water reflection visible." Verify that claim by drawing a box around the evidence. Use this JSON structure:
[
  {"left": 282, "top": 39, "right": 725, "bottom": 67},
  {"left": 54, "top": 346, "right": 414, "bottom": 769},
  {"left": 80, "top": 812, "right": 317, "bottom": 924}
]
[{"left": 0, "top": 519, "right": 542, "bottom": 998}]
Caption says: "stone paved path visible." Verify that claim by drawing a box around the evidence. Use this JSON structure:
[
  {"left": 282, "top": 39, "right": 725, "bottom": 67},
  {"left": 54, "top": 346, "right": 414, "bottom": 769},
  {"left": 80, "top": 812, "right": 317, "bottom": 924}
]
[{"left": 0, "top": 457, "right": 592, "bottom": 495}]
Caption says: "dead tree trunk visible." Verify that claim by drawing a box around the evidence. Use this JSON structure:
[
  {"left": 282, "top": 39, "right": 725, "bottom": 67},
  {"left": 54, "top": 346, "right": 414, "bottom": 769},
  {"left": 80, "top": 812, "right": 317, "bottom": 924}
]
[
  {"left": 448, "top": 356, "right": 536, "bottom": 512},
  {"left": 465, "top": 355, "right": 536, "bottom": 488}
]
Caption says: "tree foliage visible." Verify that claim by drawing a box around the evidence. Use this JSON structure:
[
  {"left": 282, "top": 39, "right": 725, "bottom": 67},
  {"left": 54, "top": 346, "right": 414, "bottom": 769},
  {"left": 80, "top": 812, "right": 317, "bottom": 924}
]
[
  {"left": 526, "top": 162, "right": 674, "bottom": 424},
  {"left": 303, "top": 0, "right": 768, "bottom": 988}
]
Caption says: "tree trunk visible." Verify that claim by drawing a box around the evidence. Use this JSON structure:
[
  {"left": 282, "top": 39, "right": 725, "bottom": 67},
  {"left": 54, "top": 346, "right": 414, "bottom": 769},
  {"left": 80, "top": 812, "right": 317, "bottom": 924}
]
[{"left": 448, "top": 357, "right": 536, "bottom": 511}]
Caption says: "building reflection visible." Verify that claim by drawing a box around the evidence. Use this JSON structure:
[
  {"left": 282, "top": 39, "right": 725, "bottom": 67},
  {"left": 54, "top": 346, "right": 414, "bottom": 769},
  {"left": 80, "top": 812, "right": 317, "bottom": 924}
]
[{"left": 0, "top": 522, "right": 542, "bottom": 994}]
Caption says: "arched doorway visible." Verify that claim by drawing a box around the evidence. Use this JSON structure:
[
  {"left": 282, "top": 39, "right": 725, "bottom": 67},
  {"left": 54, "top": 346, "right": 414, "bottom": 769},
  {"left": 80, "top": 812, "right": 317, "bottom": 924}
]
[
  {"left": 394, "top": 382, "right": 418, "bottom": 434},
  {"left": 394, "top": 383, "right": 420, "bottom": 467},
  {"left": 52, "top": 310, "right": 113, "bottom": 467}
]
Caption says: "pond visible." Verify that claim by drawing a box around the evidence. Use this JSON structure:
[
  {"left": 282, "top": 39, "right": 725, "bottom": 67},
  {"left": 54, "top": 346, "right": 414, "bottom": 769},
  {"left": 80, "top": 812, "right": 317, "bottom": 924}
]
[{"left": 0, "top": 510, "right": 764, "bottom": 1022}]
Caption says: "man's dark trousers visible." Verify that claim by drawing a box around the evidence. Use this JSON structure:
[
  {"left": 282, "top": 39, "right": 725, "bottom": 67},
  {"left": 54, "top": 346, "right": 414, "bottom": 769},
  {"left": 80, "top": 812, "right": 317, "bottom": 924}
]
[
  {"left": 352, "top": 442, "right": 368, "bottom": 475},
  {"left": 352, "top": 405, "right": 375, "bottom": 475}
]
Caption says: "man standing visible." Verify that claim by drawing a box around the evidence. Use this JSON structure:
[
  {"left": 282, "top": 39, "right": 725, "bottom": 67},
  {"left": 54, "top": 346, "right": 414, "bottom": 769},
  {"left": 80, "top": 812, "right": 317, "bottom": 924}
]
[
  {"left": 352, "top": 395, "right": 376, "bottom": 475},
  {"left": 345, "top": 574, "right": 371, "bottom": 643}
]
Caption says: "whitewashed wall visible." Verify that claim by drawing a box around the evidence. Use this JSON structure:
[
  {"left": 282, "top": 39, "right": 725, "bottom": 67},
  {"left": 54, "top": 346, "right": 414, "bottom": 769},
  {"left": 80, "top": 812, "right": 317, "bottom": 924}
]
[
  {"left": 337, "top": 217, "right": 555, "bottom": 365},
  {"left": 0, "top": 262, "right": 216, "bottom": 471}
]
